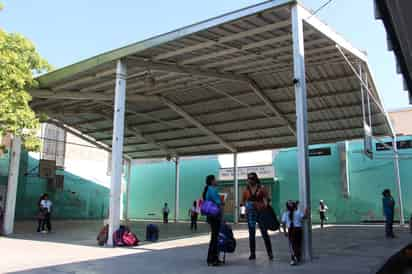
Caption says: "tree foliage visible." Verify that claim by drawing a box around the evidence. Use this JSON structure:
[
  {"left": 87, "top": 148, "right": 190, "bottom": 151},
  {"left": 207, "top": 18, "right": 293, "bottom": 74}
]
[{"left": 0, "top": 7, "right": 50, "bottom": 152}]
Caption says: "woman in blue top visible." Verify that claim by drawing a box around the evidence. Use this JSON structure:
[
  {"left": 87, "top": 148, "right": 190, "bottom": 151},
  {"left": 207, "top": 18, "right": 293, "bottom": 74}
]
[{"left": 202, "top": 174, "right": 222, "bottom": 266}]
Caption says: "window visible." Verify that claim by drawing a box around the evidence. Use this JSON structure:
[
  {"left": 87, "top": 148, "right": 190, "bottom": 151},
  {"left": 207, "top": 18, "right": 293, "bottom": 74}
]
[
  {"left": 376, "top": 140, "right": 412, "bottom": 151},
  {"left": 41, "top": 123, "right": 66, "bottom": 168},
  {"left": 309, "top": 147, "right": 331, "bottom": 157}
]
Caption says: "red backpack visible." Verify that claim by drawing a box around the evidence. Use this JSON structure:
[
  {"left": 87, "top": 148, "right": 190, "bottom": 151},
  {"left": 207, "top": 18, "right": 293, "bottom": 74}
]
[{"left": 122, "top": 231, "right": 139, "bottom": 246}]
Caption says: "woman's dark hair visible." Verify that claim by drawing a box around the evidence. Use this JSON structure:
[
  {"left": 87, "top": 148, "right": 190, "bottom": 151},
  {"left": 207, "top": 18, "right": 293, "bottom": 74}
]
[
  {"left": 247, "top": 172, "right": 261, "bottom": 185},
  {"left": 202, "top": 175, "right": 216, "bottom": 200},
  {"left": 37, "top": 193, "right": 46, "bottom": 207},
  {"left": 382, "top": 189, "right": 391, "bottom": 196},
  {"left": 193, "top": 200, "right": 197, "bottom": 207}
]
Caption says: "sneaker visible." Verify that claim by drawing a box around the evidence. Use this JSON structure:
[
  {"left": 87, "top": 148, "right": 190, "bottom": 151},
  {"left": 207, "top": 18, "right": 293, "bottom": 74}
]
[
  {"left": 290, "top": 260, "right": 297, "bottom": 266},
  {"left": 41, "top": 230, "right": 48, "bottom": 234},
  {"left": 249, "top": 254, "right": 256, "bottom": 260}
]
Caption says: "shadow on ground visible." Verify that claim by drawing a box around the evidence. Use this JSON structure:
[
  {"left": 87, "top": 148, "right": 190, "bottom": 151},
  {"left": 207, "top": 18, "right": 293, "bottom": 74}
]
[
  {"left": 3, "top": 225, "right": 411, "bottom": 274},
  {"left": 11, "top": 220, "right": 215, "bottom": 246}
]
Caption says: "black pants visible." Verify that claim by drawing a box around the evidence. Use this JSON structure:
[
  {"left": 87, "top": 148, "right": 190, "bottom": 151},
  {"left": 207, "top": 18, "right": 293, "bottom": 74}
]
[
  {"left": 320, "top": 212, "right": 326, "bottom": 228},
  {"left": 190, "top": 215, "right": 198, "bottom": 231},
  {"left": 289, "top": 227, "right": 303, "bottom": 261},
  {"left": 385, "top": 215, "right": 394, "bottom": 237},
  {"left": 38, "top": 213, "right": 51, "bottom": 232},
  {"left": 163, "top": 213, "right": 168, "bottom": 224},
  {"left": 207, "top": 215, "right": 221, "bottom": 263}
]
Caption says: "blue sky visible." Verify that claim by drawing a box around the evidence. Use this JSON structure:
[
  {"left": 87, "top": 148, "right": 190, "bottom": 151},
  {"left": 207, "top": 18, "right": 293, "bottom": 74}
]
[{"left": 1, "top": 0, "right": 409, "bottom": 110}]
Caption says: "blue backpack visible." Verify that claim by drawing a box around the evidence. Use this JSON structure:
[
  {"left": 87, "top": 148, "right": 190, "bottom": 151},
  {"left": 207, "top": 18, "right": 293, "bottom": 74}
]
[{"left": 218, "top": 223, "right": 236, "bottom": 253}]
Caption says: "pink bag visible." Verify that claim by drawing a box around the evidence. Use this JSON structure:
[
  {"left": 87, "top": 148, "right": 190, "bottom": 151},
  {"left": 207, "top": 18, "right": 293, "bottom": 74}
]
[{"left": 122, "top": 231, "right": 139, "bottom": 246}]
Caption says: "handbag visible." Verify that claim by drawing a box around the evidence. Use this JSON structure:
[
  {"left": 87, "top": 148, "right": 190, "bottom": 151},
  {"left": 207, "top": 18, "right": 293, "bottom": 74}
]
[
  {"left": 258, "top": 205, "right": 280, "bottom": 231},
  {"left": 200, "top": 200, "right": 220, "bottom": 217}
]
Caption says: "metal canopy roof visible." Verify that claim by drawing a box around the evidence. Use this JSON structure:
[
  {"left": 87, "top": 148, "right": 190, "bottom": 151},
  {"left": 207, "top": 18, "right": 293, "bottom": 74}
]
[{"left": 30, "top": 0, "right": 394, "bottom": 159}]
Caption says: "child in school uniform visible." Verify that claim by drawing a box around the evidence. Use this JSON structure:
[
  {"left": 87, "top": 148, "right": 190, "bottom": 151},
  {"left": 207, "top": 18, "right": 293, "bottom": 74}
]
[{"left": 282, "top": 200, "right": 308, "bottom": 265}]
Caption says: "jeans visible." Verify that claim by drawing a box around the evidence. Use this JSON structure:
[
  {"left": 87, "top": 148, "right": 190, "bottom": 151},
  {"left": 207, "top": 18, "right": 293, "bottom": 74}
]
[
  {"left": 385, "top": 215, "right": 394, "bottom": 237},
  {"left": 207, "top": 215, "right": 221, "bottom": 263},
  {"left": 247, "top": 207, "right": 273, "bottom": 256},
  {"left": 163, "top": 213, "right": 168, "bottom": 224}
]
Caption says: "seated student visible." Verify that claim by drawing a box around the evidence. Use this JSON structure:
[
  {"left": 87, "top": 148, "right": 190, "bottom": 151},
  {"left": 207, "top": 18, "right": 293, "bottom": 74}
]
[{"left": 282, "top": 200, "right": 308, "bottom": 266}]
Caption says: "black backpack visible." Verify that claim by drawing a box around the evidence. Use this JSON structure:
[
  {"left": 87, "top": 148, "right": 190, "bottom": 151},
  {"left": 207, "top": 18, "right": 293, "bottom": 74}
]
[{"left": 146, "top": 224, "right": 159, "bottom": 242}]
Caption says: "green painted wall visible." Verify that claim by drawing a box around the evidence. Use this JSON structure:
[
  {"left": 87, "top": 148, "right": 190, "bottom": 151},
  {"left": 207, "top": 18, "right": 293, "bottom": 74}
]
[
  {"left": 275, "top": 136, "right": 412, "bottom": 224},
  {"left": 1, "top": 150, "right": 110, "bottom": 220},
  {"left": 127, "top": 157, "right": 220, "bottom": 220}
]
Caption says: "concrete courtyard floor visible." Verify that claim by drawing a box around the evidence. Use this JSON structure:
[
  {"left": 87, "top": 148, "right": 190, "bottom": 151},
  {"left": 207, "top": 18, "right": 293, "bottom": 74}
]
[{"left": 1, "top": 220, "right": 411, "bottom": 273}]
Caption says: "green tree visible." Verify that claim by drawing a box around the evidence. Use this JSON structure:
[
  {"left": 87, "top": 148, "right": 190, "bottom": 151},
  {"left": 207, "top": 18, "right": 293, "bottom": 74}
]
[{"left": 0, "top": 5, "right": 50, "bottom": 152}]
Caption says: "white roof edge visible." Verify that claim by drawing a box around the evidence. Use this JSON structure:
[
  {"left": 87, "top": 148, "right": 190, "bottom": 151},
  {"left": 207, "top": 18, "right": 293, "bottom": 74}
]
[{"left": 297, "top": 4, "right": 367, "bottom": 62}]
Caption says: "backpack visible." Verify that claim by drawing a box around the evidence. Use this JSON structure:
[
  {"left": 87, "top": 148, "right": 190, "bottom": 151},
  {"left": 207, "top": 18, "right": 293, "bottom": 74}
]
[
  {"left": 146, "top": 224, "right": 159, "bottom": 242},
  {"left": 218, "top": 223, "right": 236, "bottom": 253},
  {"left": 113, "top": 225, "right": 129, "bottom": 247},
  {"left": 122, "top": 231, "right": 139, "bottom": 246},
  {"left": 97, "top": 224, "right": 109, "bottom": 246}
]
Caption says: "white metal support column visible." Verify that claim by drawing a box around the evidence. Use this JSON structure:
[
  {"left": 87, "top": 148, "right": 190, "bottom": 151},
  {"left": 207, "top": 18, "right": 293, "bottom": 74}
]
[
  {"left": 108, "top": 59, "right": 127, "bottom": 246},
  {"left": 292, "top": 4, "right": 312, "bottom": 261},
  {"left": 233, "top": 153, "right": 239, "bottom": 224},
  {"left": 392, "top": 136, "right": 405, "bottom": 225},
  {"left": 124, "top": 159, "right": 132, "bottom": 225},
  {"left": 3, "top": 136, "right": 22, "bottom": 235},
  {"left": 175, "top": 156, "right": 180, "bottom": 222}
]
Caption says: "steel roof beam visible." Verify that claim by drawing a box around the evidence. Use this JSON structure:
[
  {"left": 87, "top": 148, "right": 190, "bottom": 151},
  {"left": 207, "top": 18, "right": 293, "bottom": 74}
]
[
  {"left": 127, "top": 57, "right": 248, "bottom": 83},
  {"left": 99, "top": 112, "right": 175, "bottom": 157},
  {"left": 154, "top": 20, "right": 291, "bottom": 61},
  {"left": 249, "top": 79, "right": 296, "bottom": 136},
  {"left": 158, "top": 97, "right": 237, "bottom": 153}
]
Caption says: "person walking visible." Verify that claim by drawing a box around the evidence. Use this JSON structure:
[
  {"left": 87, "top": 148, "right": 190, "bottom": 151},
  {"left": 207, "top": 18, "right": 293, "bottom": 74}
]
[
  {"left": 319, "top": 200, "right": 328, "bottom": 229},
  {"left": 189, "top": 200, "right": 199, "bottom": 232},
  {"left": 203, "top": 174, "right": 222, "bottom": 266},
  {"left": 40, "top": 194, "right": 52, "bottom": 233},
  {"left": 242, "top": 172, "right": 273, "bottom": 261},
  {"left": 382, "top": 189, "right": 395, "bottom": 238},
  {"left": 282, "top": 200, "right": 308, "bottom": 265},
  {"left": 162, "top": 203, "right": 170, "bottom": 224}
]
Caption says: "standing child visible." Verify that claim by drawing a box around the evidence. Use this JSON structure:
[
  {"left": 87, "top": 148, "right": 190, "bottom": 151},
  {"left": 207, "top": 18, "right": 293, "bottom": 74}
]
[
  {"left": 382, "top": 189, "right": 395, "bottom": 238},
  {"left": 189, "top": 201, "right": 199, "bottom": 232},
  {"left": 319, "top": 200, "right": 328, "bottom": 229},
  {"left": 162, "top": 203, "right": 170, "bottom": 224},
  {"left": 282, "top": 200, "right": 308, "bottom": 265},
  {"left": 40, "top": 194, "right": 52, "bottom": 233}
]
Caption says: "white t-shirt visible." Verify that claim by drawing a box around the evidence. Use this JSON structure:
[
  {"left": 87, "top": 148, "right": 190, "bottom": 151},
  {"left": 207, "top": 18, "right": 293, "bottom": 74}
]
[
  {"left": 319, "top": 205, "right": 328, "bottom": 213},
  {"left": 281, "top": 210, "right": 304, "bottom": 228},
  {"left": 40, "top": 200, "right": 52, "bottom": 212},
  {"left": 240, "top": 206, "right": 246, "bottom": 215}
]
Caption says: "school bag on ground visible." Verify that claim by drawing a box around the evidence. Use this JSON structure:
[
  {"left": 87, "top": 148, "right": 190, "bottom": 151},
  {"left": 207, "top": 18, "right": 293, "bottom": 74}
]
[
  {"left": 259, "top": 205, "right": 280, "bottom": 231},
  {"left": 97, "top": 224, "right": 109, "bottom": 246},
  {"left": 218, "top": 222, "right": 236, "bottom": 264},
  {"left": 122, "top": 231, "right": 139, "bottom": 246},
  {"left": 146, "top": 224, "right": 159, "bottom": 242},
  {"left": 113, "top": 225, "right": 129, "bottom": 247}
]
